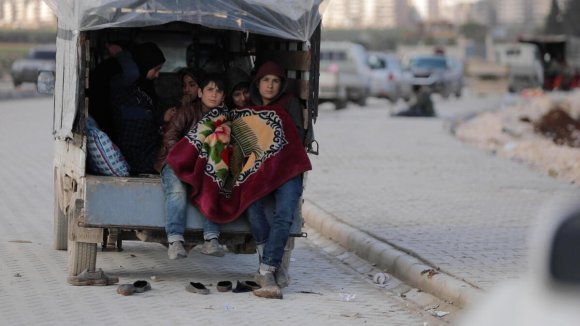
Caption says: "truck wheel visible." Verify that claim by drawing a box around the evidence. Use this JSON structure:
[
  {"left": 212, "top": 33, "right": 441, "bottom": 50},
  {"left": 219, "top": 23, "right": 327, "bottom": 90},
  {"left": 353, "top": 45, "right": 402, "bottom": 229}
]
[
  {"left": 334, "top": 99, "right": 347, "bottom": 110},
  {"left": 68, "top": 241, "right": 97, "bottom": 276},
  {"left": 53, "top": 173, "right": 68, "bottom": 250},
  {"left": 356, "top": 95, "right": 367, "bottom": 107},
  {"left": 53, "top": 200, "right": 68, "bottom": 250}
]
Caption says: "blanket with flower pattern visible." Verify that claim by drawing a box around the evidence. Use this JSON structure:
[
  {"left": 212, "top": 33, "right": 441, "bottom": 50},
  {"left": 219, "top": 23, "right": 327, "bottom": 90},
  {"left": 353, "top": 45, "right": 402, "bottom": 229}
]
[{"left": 166, "top": 106, "right": 312, "bottom": 223}]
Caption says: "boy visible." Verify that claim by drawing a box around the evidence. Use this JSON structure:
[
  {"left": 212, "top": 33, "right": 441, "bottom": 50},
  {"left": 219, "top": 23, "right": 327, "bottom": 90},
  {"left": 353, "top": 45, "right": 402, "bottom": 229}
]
[
  {"left": 155, "top": 73, "right": 227, "bottom": 259},
  {"left": 246, "top": 61, "right": 306, "bottom": 299}
]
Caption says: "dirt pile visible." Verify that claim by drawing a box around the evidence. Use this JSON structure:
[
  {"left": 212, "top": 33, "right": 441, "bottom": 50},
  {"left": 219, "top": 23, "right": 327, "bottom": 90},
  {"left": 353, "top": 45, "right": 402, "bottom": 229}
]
[
  {"left": 532, "top": 107, "right": 580, "bottom": 147},
  {"left": 455, "top": 91, "right": 580, "bottom": 184}
]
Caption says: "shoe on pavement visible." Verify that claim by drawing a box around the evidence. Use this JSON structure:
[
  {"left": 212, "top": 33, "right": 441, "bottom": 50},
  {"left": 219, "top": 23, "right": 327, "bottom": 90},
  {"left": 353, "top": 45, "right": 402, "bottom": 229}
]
[
  {"left": 168, "top": 241, "right": 187, "bottom": 260},
  {"left": 133, "top": 280, "right": 151, "bottom": 293},
  {"left": 200, "top": 238, "right": 225, "bottom": 257},
  {"left": 216, "top": 281, "right": 232, "bottom": 292},
  {"left": 253, "top": 272, "right": 282, "bottom": 299},
  {"left": 67, "top": 268, "right": 119, "bottom": 286},
  {"left": 185, "top": 282, "right": 209, "bottom": 295},
  {"left": 116, "top": 284, "right": 135, "bottom": 296}
]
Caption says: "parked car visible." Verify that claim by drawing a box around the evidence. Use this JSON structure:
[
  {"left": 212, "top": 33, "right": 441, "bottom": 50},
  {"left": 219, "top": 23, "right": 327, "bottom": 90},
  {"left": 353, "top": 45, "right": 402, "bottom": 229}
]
[
  {"left": 367, "top": 52, "right": 413, "bottom": 103},
  {"left": 10, "top": 44, "right": 56, "bottom": 87},
  {"left": 319, "top": 41, "right": 371, "bottom": 109},
  {"left": 407, "top": 54, "right": 462, "bottom": 98}
]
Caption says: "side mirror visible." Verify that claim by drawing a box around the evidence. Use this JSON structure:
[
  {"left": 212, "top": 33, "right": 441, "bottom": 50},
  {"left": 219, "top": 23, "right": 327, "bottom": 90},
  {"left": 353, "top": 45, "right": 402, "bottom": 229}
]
[{"left": 37, "top": 71, "right": 55, "bottom": 95}]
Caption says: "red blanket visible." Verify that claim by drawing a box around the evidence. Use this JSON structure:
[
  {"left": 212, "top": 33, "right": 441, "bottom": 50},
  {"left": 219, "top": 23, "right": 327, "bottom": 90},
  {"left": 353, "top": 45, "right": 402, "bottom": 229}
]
[{"left": 166, "top": 106, "right": 312, "bottom": 223}]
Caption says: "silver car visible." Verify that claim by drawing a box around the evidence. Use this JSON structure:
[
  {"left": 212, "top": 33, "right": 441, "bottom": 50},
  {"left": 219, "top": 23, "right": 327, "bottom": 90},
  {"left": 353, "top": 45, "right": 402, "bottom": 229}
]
[
  {"left": 408, "top": 55, "right": 463, "bottom": 98},
  {"left": 11, "top": 44, "right": 56, "bottom": 87},
  {"left": 368, "top": 52, "right": 413, "bottom": 103}
]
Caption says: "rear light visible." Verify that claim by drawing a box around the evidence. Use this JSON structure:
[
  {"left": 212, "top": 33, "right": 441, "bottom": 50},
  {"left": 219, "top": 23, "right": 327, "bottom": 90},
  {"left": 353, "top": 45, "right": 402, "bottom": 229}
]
[
  {"left": 328, "top": 63, "right": 339, "bottom": 73},
  {"left": 388, "top": 73, "right": 394, "bottom": 81}
]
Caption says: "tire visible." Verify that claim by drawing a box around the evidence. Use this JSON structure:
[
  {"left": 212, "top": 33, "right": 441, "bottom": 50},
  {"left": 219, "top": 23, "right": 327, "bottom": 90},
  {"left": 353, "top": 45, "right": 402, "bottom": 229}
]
[
  {"left": 53, "top": 172, "right": 68, "bottom": 250},
  {"left": 12, "top": 79, "right": 21, "bottom": 87},
  {"left": 68, "top": 241, "right": 97, "bottom": 276},
  {"left": 334, "top": 98, "right": 347, "bottom": 110},
  {"left": 356, "top": 94, "right": 368, "bottom": 107},
  {"left": 455, "top": 88, "right": 462, "bottom": 98},
  {"left": 53, "top": 200, "right": 68, "bottom": 250}
]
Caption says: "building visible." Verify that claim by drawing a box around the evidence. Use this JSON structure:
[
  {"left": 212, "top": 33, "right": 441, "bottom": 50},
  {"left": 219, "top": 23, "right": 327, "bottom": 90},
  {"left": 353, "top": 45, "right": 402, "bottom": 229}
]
[
  {"left": 323, "top": 0, "right": 416, "bottom": 29},
  {"left": 493, "top": 0, "right": 551, "bottom": 28},
  {"left": 0, "top": 0, "right": 55, "bottom": 29}
]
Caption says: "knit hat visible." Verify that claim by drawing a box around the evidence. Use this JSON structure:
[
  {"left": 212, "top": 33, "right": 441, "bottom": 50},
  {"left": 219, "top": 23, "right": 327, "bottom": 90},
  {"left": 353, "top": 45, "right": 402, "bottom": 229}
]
[
  {"left": 129, "top": 42, "right": 166, "bottom": 78},
  {"left": 253, "top": 61, "right": 285, "bottom": 82}
]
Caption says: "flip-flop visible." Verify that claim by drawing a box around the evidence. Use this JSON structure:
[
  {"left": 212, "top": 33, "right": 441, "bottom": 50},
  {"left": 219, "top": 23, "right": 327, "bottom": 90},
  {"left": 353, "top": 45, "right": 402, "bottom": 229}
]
[
  {"left": 232, "top": 280, "right": 261, "bottom": 293},
  {"left": 216, "top": 281, "right": 232, "bottom": 292},
  {"left": 185, "top": 282, "right": 209, "bottom": 295},
  {"left": 133, "top": 280, "right": 151, "bottom": 293},
  {"left": 117, "top": 284, "right": 136, "bottom": 296}
]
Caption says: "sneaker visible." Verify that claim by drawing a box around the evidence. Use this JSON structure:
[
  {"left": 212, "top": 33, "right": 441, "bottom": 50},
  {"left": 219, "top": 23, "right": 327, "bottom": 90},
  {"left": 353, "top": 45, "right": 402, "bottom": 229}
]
[
  {"left": 253, "top": 272, "right": 282, "bottom": 299},
  {"left": 168, "top": 241, "right": 187, "bottom": 260},
  {"left": 200, "top": 238, "right": 225, "bottom": 257}
]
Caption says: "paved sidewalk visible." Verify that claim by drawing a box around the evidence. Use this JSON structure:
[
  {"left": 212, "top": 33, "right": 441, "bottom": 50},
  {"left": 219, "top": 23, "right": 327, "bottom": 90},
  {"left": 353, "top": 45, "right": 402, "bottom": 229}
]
[{"left": 302, "top": 101, "right": 580, "bottom": 307}]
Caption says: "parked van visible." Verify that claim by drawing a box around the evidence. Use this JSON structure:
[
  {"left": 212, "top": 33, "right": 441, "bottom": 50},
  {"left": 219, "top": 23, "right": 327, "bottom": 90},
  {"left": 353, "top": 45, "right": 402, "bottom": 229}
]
[
  {"left": 42, "top": 1, "right": 323, "bottom": 278},
  {"left": 493, "top": 43, "right": 544, "bottom": 92},
  {"left": 318, "top": 41, "right": 371, "bottom": 109}
]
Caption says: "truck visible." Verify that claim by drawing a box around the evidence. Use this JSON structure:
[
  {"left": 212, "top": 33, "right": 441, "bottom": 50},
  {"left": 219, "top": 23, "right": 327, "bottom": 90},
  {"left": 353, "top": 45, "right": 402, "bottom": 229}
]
[
  {"left": 493, "top": 42, "right": 545, "bottom": 93},
  {"left": 518, "top": 34, "right": 580, "bottom": 90},
  {"left": 40, "top": 0, "right": 324, "bottom": 281}
]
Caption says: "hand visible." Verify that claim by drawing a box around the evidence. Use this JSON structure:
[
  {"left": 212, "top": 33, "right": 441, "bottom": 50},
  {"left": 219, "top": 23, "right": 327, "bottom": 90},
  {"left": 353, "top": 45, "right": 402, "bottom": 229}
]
[
  {"left": 106, "top": 43, "right": 123, "bottom": 56},
  {"left": 164, "top": 107, "right": 177, "bottom": 122}
]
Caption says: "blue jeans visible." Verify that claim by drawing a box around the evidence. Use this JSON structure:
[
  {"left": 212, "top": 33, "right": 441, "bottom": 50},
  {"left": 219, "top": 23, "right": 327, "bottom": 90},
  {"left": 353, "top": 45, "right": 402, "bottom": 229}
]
[
  {"left": 246, "top": 175, "right": 303, "bottom": 269},
  {"left": 161, "top": 165, "right": 220, "bottom": 243}
]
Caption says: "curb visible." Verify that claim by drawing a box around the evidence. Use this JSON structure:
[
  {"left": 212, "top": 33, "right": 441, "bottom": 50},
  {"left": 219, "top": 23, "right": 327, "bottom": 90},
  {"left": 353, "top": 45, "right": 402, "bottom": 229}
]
[{"left": 302, "top": 200, "right": 483, "bottom": 308}]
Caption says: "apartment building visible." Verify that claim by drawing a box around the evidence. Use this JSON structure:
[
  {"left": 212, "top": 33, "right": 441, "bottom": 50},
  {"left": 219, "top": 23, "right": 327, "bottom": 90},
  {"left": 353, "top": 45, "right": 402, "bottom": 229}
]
[
  {"left": 0, "top": 0, "right": 55, "bottom": 29},
  {"left": 323, "top": 0, "right": 416, "bottom": 29}
]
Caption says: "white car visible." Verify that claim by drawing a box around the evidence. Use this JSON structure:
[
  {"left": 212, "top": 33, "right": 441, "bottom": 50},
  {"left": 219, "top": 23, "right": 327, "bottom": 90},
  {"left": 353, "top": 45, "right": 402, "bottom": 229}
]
[
  {"left": 11, "top": 44, "right": 56, "bottom": 87},
  {"left": 319, "top": 41, "right": 371, "bottom": 109},
  {"left": 367, "top": 52, "right": 413, "bottom": 103}
]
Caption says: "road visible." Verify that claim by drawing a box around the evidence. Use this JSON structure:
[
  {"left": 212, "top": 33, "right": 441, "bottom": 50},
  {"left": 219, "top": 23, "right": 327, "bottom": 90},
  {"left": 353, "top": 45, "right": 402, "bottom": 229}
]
[{"left": 0, "top": 97, "right": 448, "bottom": 325}]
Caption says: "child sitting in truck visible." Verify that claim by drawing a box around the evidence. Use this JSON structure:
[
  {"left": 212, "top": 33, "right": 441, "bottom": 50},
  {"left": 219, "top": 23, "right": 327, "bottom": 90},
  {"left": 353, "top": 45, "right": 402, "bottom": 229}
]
[{"left": 154, "top": 73, "right": 227, "bottom": 259}]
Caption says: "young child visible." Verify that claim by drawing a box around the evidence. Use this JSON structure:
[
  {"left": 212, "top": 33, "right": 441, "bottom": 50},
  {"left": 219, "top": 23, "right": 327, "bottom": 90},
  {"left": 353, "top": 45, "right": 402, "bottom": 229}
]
[
  {"left": 225, "top": 67, "right": 251, "bottom": 109},
  {"left": 155, "top": 73, "right": 227, "bottom": 259},
  {"left": 163, "top": 67, "right": 202, "bottom": 126},
  {"left": 246, "top": 61, "right": 306, "bottom": 299}
]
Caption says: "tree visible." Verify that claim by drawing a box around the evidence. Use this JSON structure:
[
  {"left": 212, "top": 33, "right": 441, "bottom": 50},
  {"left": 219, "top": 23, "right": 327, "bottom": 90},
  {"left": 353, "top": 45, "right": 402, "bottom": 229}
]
[{"left": 545, "top": 0, "right": 564, "bottom": 34}]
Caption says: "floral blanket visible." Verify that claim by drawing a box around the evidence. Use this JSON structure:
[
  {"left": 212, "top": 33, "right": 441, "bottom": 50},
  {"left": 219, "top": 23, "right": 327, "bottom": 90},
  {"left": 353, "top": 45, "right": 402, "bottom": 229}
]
[{"left": 166, "top": 106, "right": 312, "bottom": 223}]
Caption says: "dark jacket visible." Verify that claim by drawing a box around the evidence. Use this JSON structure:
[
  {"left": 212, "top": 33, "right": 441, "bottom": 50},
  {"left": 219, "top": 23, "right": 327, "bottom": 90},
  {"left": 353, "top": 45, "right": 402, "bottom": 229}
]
[
  {"left": 249, "top": 61, "right": 305, "bottom": 142},
  {"left": 154, "top": 99, "right": 204, "bottom": 173},
  {"left": 109, "top": 50, "right": 163, "bottom": 175}
]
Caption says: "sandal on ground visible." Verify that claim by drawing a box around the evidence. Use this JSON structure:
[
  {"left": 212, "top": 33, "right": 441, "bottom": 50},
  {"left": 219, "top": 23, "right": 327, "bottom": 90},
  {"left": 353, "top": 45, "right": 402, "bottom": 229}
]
[
  {"left": 232, "top": 280, "right": 261, "bottom": 293},
  {"left": 67, "top": 268, "right": 119, "bottom": 286},
  {"left": 216, "top": 281, "right": 232, "bottom": 292},
  {"left": 133, "top": 280, "right": 151, "bottom": 293},
  {"left": 117, "top": 284, "right": 136, "bottom": 296},
  {"left": 185, "top": 282, "right": 209, "bottom": 295}
]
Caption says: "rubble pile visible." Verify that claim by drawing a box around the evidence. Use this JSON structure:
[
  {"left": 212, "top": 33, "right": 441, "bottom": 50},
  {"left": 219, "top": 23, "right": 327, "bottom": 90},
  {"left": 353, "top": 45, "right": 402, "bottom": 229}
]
[{"left": 455, "top": 92, "right": 580, "bottom": 184}]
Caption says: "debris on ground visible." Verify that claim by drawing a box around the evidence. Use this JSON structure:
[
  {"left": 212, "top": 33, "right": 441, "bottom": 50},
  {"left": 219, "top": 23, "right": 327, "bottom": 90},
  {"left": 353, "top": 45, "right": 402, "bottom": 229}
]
[
  {"left": 456, "top": 91, "right": 580, "bottom": 184},
  {"left": 421, "top": 269, "right": 439, "bottom": 279}
]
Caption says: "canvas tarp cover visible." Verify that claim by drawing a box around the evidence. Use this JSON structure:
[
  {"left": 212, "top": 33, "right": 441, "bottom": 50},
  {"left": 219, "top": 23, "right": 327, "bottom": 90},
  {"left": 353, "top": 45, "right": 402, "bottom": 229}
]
[{"left": 43, "top": 0, "right": 328, "bottom": 41}]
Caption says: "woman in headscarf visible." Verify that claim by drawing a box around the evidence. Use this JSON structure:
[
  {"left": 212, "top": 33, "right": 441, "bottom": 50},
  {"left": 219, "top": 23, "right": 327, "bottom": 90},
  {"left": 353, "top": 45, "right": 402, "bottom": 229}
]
[{"left": 108, "top": 42, "right": 166, "bottom": 175}]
